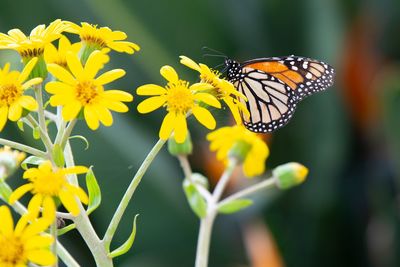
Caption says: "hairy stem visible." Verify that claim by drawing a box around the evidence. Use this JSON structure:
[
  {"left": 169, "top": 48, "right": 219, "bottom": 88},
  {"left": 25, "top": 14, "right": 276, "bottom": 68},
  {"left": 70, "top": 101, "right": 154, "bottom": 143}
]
[{"left": 0, "top": 138, "right": 47, "bottom": 158}]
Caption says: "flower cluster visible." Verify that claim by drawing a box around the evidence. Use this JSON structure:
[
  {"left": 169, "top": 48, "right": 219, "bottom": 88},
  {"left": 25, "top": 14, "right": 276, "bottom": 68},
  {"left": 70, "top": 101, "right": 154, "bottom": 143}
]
[{"left": 0, "top": 19, "right": 140, "bottom": 266}]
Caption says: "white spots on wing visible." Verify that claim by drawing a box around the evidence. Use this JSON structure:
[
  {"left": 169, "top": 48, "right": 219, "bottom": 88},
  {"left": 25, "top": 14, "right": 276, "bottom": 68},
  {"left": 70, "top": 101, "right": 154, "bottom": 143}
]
[{"left": 305, "top": 73, "right": 313, "bottom": 79}]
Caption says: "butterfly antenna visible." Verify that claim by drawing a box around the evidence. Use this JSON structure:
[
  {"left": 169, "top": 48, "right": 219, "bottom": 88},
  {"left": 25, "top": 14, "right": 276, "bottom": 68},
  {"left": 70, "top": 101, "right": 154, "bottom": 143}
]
[
  {"left": 201, "top": 46, "right": 228, "bottom": 59},
  {"left": 202, "top": 53, "right": 228, "bottom": 59}
]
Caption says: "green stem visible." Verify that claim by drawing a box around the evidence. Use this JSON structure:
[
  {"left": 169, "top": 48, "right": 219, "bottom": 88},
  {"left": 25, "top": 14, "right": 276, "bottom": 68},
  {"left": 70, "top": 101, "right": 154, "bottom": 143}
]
[
  {"left": 63, "top": 141, "right": 113, "bottom": 266},
  {"left": 34, "top": 84, "right": 47, "bottom": 133},
  {"left": 0, "top": 138, "right": 47, "bottom": 158},
  {"left": 26, "top": 114, "right": 53, "bottom": 153},
  {"left": 50, "top": 221, "right": 59, "bottom": 267},
  {"left": 194, "top": 158, "right": 237, "bottom": 267},
  {"left": 217, "top": 176, "right": 276, "bottom": 209},
  {"left": 103, "top": 138, "right": 166, "bottom": 250},
  {"left": 60, "top": 120, "right": 77, "bottom": 148}
]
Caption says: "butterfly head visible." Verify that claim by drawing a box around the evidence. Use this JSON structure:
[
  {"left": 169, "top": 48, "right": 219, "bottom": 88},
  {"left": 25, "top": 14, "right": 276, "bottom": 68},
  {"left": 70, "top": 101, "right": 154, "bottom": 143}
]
[{"left": 224, "top": 59, "right": 242, "bottom": 81}]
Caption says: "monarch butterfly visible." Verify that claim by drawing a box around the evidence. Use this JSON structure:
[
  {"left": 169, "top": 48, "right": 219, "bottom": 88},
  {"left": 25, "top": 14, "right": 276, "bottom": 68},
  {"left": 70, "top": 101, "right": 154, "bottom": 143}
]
[{"left": 223, "top": 56, "right": 335, "bottom": 133}]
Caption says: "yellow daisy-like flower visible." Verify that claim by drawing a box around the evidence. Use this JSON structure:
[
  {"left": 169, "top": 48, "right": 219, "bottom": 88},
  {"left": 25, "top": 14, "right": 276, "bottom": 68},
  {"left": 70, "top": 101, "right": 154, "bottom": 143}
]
[
  {"left": 0, "top": 205, "right": 55, "bottom": 267},
  {"left": 137, "top": 65, "right": 221, "bottom": 143},
  {"left": 207, "top": 125, "right": 269, "bottom": 177},
  {"left": 45, "top": 50, "right": 133, "bottom": 130},
  {"left": 180, "top": 56, "right": 249, "bottom": 124},
  {"left": 0, "top": 19, "right": 71, "bottom": 59},
  {"left": 9, "top": 161, "right": 89, "bottom": 220},
  {"left": 0, "top": 58, "right": 42, "bottom": 131},
  {"left": 66, "top": 22, "right": 140, "bottom": 54}
]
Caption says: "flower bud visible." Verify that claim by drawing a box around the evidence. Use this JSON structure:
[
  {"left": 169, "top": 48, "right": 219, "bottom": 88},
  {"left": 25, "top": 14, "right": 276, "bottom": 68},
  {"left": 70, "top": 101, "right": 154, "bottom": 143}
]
[
  {"left": 228, "top": 140, "right": 252, "bottom": 163},
  {"left": 23, "top": 55, "right": 47, "bottom": 80},
  {"left": 273, "top": 162, "right": 308, "bottom": 189},
  {"left": 168, "top": 132, "right": 193, "bottom": 156},
  {"left": 0, "top": 146, "right": 26, "bottom": 181},
  {"left": 190, "top": 173, "right": 209, "bottom": 190}
]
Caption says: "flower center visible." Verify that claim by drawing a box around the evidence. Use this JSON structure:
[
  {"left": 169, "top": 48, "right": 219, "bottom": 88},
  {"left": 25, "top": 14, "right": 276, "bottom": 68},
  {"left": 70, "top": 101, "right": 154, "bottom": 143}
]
[
  {"left": 0, "top": 84, "right": 22, "bottom": 106},
  {"left": 81, "top": 34, "right": 107, "bottom": 48},
  {"left": 32, "top": 172, "right": 66, "bottom": 196},
  {"left": 0, "top": 235, "right": 26, "bottom": 265},
  {"left": 166, "top": 82, "right": 194, "bottom": 114},
  {"left": 75, "top": 81, "right": 100, "bottom": 105}
]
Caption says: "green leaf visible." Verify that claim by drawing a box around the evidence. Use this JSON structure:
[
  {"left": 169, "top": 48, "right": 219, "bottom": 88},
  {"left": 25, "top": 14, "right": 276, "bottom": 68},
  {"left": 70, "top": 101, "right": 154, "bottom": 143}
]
[
  {"left": 33, "top": 127, "right": 41, "bottom": 139},
  {"left": 52, "top": 144, "right": 65, "bottom": 168},
  {"left": 69, "top": 135, "right": 90, "bottom": 150},
  {"left": 86, "top": 167, "right": 101, "bottom": 215},
  {"left": 218, "top": 199, "right": 253, "bottom": 214},
  {"left": 183, "top": 179, "right": 207, "bottom": 218},
  {"left": 57, "top": 223, "right": 76, "bottom": 236},
  {"left": 21, "top": 156, "right": 46, "bottom": 170},
  {"left": 109, "top": 214, "right": 139, "bottom": 258}
]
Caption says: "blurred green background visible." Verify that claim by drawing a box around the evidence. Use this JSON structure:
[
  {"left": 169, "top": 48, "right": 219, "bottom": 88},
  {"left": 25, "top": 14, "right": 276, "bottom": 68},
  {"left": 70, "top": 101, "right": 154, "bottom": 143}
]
[{"left": 1, "top": 0, "right": 400, "bottom": 266}]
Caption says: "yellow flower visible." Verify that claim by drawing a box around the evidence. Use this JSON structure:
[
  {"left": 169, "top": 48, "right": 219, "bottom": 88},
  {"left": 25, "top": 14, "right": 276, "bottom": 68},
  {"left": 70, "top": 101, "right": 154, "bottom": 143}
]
[
  {"left": 0, "top": 146, "right": 26, "bottom": 180},
  {"left": 66, "top": 22, "right": 140, "bottom": 54},
  {"left": 207, "top": 125, "right": 269, "bottom": 177},
  {"left": 44, "top": 36, "right": 82, "bottom": 67},
  {"left": 137, "top": 65, "right": 221, "bottom": 143},
  {"left": 180, "top": 56, "right": 249, "bottom": 124},
  {"left": 0, "top": 19, "right": 71, "bottom": 59},
  {"left": 0, "top": 58, "right": 42, "bottom": 131},
  {"left": 45, "top": 50, "right": 133, "bottom": 130},
  {"left": 0, "top": 205, "right": 55, "bottom": 267},
  {"left": 9, "top": 161, "right": 89, "bottom": 220}
]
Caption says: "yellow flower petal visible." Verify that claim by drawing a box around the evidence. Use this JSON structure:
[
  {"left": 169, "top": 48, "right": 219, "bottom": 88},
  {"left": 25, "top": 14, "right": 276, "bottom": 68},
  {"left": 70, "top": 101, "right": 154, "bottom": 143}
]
[
  {"left": 9, "top": 184, "right": 33, "bottom": 204},
  {"left": 192, "top": 106, "right": 216, "bottom": 129},
  {"left": 160, "top": 65, "right": 178, "bottom": 83},
  {"left": 22, "top": 77, "right": 43, "bottom": 90},
  {"left": 96, "top": 69, "right": 125, "bottom": 85},
  {"left": 47, "top": 63, "right": 77, "bottom": 85},
  {"left": 136, "top": 84, "right": 167, "bottom": 96},
  {"left": 194, "top": 93, "right": 221, "bottom": 108},
  {"left": 8, "top": 102, "right": 22, "bottom": 121},
  {"left": 84, "top": 50, "right": 106, "bottom": 79},
  {"left": 190, "top": 83, "right": 214, "bottom": 92},
  {"left": 22, "top": 218, "right": 51, "bottom": 239},
  {"left": 62, "top": 101, "right": 82, "bottom": 121},
  {"left": 18, "top": 95, "right": 38, "bottom": 111},
  {"left": 27, "top": 249, "right": 56, "bottom": 266},
  {"left": 63, "top": 166, "right": 88, "bottom": 175},
  {"left": 27, "top": 194, "right": 43, "bottom": 220},
  {"left": 66, "top": 184, "right": 89, "bottom": 205},
  {"left": 179, "top": 55, "right": 201, "bottom": 72},
  {"left": 0, "top": 205, "right": 14, "bottom": 235},
  {"left": 66, "top": 51, "right": 84, "bottom": 80},
  {"left": 42, "top": 196, "right": 56, "bottom": 222},
  {"left": 103, "top": 90, "right": 133, "bottom": 102},
  {"left": 25, "top": 236, "right": 54, "bottom": 250},
  {"left": 107, "top": 41, "right": 140, "bottom": 54},
  {"left": 174, "top": 114, "right": 188, "bottom": 143},
  {"left": 84, "top": 105, "right": 100, "bottom": 130},
  {"left": 95, "top": 105, "right": 113, "bottom": 126},
  {"left": 46, "top": 81, "right": 73, "bottom": 94},
  {"left": 102, "top": 100, "right": 129, "bottom": 112},
  {"left": 159, "top": 112, "right": 175, "bottom": 140},
  {"left": 18, "top": 57, "right": 38, "bottom": 83},
  {"left": 137, "top": 96, "right": 166, "bottom": 114},
  {"left": 59, "top": 190, "right": 80, "bottom": 216},
  {"left": 0, "top": 106, "right": 8, "bottom": 131},
  {"left": 224, "top": 97, "right": 242, "bottom": 124}
]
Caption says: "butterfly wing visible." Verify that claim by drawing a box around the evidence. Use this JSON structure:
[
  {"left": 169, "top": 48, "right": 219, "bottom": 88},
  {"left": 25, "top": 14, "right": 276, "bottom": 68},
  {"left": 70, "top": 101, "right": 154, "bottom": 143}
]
[
  {"left": 243, "top": 56, "right": 335, "bottom": 101},
  {"left": 226, "top": 55, "right": 335, "bottom": 133},
  {"left": 233, "top": 67, "right": 297, "bottom": 133}
]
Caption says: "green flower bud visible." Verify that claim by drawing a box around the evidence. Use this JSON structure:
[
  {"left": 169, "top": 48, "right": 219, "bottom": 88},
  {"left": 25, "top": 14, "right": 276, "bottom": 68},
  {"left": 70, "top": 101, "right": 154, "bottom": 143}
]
[
  {"left": 23, "top": 55, "right": 47, "bottom": 80},
  {"left": 228, "top": 140, "right": 252, "bottom": 163},
  {"left": 190, "top": 173, "right": 209, "bottom": 190},
  {"left": 273, "top": 162, "right": 308, "bottom": 189},
  {"left": 168, "top": 132, "right": 193, "bottom": 156}
]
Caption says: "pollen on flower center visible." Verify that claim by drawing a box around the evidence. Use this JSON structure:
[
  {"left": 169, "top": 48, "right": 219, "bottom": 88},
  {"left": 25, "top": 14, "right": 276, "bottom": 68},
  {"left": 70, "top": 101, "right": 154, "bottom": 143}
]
[
  {"left": 0, "top": 84, "right": 22, "bottom": 106},
  {"left": 32, "top": 172, "right": 65, "bottom": 196},
  {"left": 0, "top": 235, "right": 25, "bottom": 265},
  {"left": 76, "top": 81, "right": 100, "bottom": 105},
  {"left": 166, "top": 83, "right": 194, "bottom": 114}
]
